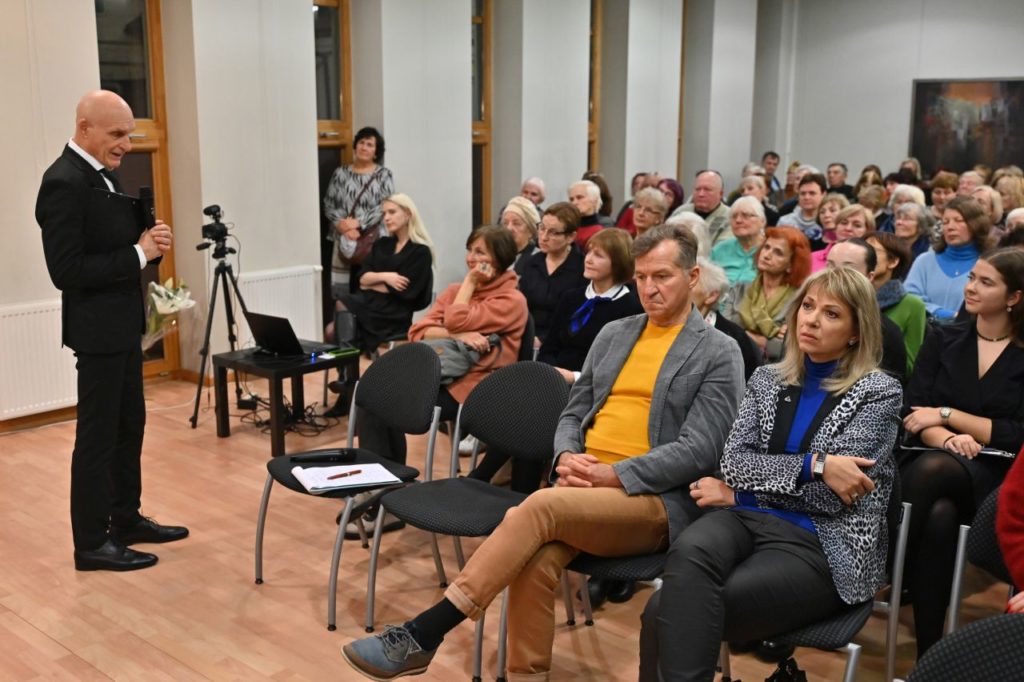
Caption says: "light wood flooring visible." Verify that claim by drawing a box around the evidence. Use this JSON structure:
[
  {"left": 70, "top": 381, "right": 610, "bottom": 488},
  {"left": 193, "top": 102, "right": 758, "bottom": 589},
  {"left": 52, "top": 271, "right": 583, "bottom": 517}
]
[{"left": 0, "top": 373, "right": 1009, "bottom": 681}]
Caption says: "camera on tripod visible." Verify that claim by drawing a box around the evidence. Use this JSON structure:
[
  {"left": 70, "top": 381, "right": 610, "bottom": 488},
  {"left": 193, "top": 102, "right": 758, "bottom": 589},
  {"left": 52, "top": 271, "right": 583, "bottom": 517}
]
[{"left": 201, "top": 204, "right": 229, "bottom": 242}]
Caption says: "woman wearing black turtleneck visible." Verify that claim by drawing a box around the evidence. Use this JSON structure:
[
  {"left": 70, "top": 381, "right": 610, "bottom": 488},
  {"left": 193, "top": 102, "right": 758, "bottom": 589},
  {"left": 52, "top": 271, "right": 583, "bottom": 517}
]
[{"left": 568, "top": 179, "right": 608, "bottom": 248}]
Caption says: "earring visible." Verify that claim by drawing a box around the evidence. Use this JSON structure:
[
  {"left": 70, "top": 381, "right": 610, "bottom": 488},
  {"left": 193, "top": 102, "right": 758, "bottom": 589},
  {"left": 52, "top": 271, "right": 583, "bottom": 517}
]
[
  {"left": 1009, "top": 305, "right": 1015, "bottom": 313},
  {"left": 848, "top": 338, "right": 857, "bottom": 347}
]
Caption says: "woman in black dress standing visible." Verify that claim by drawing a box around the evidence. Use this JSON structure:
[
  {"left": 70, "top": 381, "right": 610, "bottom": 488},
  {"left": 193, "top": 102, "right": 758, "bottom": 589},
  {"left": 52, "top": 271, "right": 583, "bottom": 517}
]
[{"left": 334, "top": 192, "right": 434, "bottom": 353}]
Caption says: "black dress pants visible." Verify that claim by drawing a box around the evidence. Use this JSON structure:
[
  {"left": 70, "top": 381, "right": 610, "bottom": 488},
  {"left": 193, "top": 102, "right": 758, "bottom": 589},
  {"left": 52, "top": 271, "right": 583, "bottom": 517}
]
[
  {"left": 639, "top": 509, "right": 844, "bottom": 682},
  {"left": 71, "top": 344, "right": 146, "bottom": 551},
  {"left": 356, "top": 388, "right": 460, "bottom": 465}
]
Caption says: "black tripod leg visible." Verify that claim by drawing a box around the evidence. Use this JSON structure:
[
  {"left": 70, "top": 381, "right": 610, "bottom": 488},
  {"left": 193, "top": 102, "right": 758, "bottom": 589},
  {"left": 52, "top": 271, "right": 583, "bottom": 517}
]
[
  {"left": 218, "top": 263, "right": 243, "bottom": 404},
  {"left": 189, "top": 266, "right": 221, "bottom": 428}
]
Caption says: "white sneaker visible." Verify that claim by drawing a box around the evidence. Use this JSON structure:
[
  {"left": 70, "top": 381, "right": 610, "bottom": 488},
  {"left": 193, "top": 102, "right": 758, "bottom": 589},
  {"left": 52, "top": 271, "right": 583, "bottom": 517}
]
[{"left": 458, "top": 434, "right": 479, "bottom": 456}]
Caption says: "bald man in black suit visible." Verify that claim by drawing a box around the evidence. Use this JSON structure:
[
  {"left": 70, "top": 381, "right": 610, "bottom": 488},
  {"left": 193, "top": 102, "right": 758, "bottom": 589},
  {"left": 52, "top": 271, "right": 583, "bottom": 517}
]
[{"left": 36, "top": 90, "right": 187, "bottom": 571}]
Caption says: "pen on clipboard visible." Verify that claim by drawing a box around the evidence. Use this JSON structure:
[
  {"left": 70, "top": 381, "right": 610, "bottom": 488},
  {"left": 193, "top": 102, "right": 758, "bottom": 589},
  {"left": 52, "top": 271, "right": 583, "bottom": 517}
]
[{"left": 327, "top": 469, "right": 362, "bottom": 480}]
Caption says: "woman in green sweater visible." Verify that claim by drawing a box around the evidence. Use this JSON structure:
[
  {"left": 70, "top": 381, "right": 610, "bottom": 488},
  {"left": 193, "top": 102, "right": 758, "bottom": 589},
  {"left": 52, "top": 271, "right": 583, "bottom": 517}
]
[{"left": 868, "top": 232, "right": 927, "bottom": 373}]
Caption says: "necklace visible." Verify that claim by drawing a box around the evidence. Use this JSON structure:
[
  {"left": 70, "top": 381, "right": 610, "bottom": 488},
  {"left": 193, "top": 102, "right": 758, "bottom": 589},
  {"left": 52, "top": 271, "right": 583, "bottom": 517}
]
[{"left": 977, "top": 329, "right": 1010, "bottom": 342}]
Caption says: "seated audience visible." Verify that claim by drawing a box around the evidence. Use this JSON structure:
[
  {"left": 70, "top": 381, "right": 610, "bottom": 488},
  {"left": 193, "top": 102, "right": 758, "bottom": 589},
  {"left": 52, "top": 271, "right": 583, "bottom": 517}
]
[
  {"left": 657, "top": 178, "right": 685, "bottom": 217},
  {"left": 740, "top": 174, "right": 781, "bottom": 226},
  {"left": 858, "top": 184, "right": 888, "bottom": 229},
  {"left": 778, "top": 172, "right": 827, "bottom": 249},
  {"left": 900, "top": 247, "right": 1024, "bottom": 658},
  {"left": 973, "top": 185, "right": 1005, "bottom": 237},
  {"left": 958, "top": 170, "right": 984, "bottom": 196},
  {"left": 781, "top": 160, "right": 802, "bottom": 206},
  {"left": 583, "top": 171, "right": 615, "bottom": 226},
  {"left": 826, "top": 161, "right": 856, "bottom": 200},
  {"left": 694, "top": 257, "right": 762, "bottom": 381},
  {"left": 501, "top": 196, "right": 541, "bottom": 275},
  {"left": 997, "top": 444, "right": 1024, "bottom": 611},
  {"left": 853, "top": 167, "right": 883, "bottom": 202},
  {"left": 995, "top": 175, "right": 1024, "bottom": 216},
  {"left": 359, "top": 226, "right": 528, "bottom": 467},
  {"left": 538, "top": 228, "right": 642, "bottom": 382},
  {"left": 519, "top": 177, "right": 546, "bottom": 210},
  {"left": 615, "top": 171, "right": 650, "bottom": 225},
  {"left": 341, "top": 225, "right": 745, "bottom": 681},
  {"left": 906, "top": 196, "right": 993, "bottom": 320},
  {"left": 762, "top": 150, "right": 784, "bottom": 206},
  {"left": 568, "top": 179, "right": 607, "bottom": 247},
  {"left": 811, "top": 204, "right": 876, "bottom": 272},
  {"left": 892, "top": 201, "right": 935, "bottom": 265},
  {"left": 731, "top": 226, "right": 812, "bottom": 362},
  {"left": 868, "top": 232, "right": 927, "bottom": 373},
  {"left": 332, "top": 193, "right": 435, "bottom": 353},
  {"left": 1006, "top": 207, "right": 1024, "bottom": 236},
  {"left": 711, "top": 196, "right": 766, "bottom": 285},
  {"left": 825, "top": 239, "right": 907, "bottom": 384},
  {"left": 639, "top": 267, "right": 901, "bottom": 681},
  {"left": 672, "top": 170, "right": 732, "bottom": 246},
  {"left": 877, "top": 184, "right": 927, "bottom": 233},
  {"left": 929, "top": 170, "right": 960, "bottom": 224},
  {"left": 817, "top": 192, "right": 850, "bottom": 244},
  {"left": 518, "top": 202, "right": 586, "bottom": 343},
  {"left": 629, "top": 187, "right": 669, "bottom": 238},
  {"left": 725, "top": 162, "right": 764, "bottom": 204},
  {"left": 778, "top": 164, "right": 819, "bottom": 216},
  {"left": 666, "top": 211, "right": 712, "bottom": 259},
  {"left": 901, "top": 157, "right": 923, "bottom": 184}
]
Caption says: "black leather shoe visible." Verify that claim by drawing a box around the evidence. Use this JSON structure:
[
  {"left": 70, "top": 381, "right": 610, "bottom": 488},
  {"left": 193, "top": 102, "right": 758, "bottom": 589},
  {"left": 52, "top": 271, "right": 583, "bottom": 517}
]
[
  {"left": 754, "top": 640, "right": 796, "bottom": 663},
  {"left": 74, "top": 539, "right": 158, "bottom": 571},
  {"left": 112, "top": 517, "right": 189, "bottom": 545},
  {"left": 606, "top": 580, "right": 637, "bottom": 604},
  {"left": 323, "top": 393, "right": 349, "bottom": 418}
]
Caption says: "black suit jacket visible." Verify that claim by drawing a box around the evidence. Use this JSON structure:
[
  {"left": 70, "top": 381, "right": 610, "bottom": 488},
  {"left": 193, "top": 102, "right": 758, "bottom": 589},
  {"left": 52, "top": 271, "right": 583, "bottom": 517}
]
[{"left": 36, "top": 145, "right": 152, "bottom": 353}]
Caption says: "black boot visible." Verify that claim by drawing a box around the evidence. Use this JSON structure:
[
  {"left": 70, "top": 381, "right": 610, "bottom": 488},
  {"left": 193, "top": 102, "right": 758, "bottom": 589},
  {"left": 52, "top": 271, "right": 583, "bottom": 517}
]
[{"left": 334, "top": 310, "right": 357, "bottom": 346}]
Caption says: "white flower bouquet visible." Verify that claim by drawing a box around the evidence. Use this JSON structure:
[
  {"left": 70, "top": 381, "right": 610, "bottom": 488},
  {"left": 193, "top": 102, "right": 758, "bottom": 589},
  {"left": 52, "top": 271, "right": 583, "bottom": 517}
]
[{"left": 143, "top": 278, "right": 197, "bottom": 351}]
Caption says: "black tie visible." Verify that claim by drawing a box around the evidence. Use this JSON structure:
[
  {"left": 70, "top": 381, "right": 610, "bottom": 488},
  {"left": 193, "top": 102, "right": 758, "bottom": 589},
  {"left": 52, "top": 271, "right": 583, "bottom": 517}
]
[{"left": 97, "top": 167, "right": 123, "bottom": 194}]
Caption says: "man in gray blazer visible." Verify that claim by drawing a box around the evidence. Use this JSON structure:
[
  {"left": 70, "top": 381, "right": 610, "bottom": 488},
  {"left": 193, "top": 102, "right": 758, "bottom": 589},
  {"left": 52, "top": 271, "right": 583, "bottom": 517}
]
[{"left": 341, "top": 224, "right": 745, "bottom": 682}]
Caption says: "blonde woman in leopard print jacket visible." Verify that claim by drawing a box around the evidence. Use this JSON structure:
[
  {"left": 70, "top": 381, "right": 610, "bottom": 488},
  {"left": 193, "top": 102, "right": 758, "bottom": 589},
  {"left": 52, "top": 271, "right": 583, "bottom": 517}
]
[{"left": 639, "top": 267, "right": 903, "bottom": 682}]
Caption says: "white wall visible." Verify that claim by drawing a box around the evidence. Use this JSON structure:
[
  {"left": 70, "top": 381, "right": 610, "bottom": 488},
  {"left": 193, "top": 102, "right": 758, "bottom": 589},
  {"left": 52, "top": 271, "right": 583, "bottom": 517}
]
[
  {"left": 352, "top": 0, "right": 473, "bottom": 291},
  {"left": 770, "top": 0, "right": 1024, "bottom": 177},
  {"left": 0, "top": 0, "right": 99, "bottom": 307}
]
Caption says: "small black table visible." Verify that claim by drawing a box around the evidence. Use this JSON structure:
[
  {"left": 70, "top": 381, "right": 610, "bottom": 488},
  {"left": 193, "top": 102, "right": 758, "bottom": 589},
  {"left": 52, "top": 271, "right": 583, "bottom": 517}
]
[{"left": 212, "top": 347, "right": 361, "bottom": 457}]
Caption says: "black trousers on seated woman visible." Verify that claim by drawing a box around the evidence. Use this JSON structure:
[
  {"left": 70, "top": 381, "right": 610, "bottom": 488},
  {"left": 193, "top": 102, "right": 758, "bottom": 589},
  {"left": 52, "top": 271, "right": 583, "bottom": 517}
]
[
  {"left": 638, "top": 509, "right": 844, "bottom": 682},
  {"left": 357, "top": 388, "right": 545, "bottom": 494}
]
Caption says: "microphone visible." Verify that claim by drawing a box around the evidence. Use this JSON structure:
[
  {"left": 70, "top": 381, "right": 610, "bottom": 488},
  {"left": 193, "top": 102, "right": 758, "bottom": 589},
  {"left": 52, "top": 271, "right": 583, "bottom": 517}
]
[{"left": 139, "top": 186, "right": 156, "bottom": 229}]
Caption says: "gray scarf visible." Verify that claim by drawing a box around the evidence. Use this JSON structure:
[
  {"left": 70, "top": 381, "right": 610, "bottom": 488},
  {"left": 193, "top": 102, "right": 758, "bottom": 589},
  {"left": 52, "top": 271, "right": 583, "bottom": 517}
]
[{"left": 876, "top": 279, "right": 905, "bottom": 311}]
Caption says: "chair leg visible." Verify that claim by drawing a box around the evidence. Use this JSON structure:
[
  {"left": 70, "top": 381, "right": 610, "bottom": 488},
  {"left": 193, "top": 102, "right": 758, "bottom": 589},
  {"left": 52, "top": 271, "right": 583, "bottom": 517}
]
[
  {"left": 945, "top": 524, "right": 971, "bottom": 635},
  {"left": 430, "top": 534, "right": 448, "bottom": 587},
  {"left": 580, "top": 574, "right": 594, "bottom": 626},
  {"left": 327, "top": 496, "right": 357, "bottom": 631},
  {"left": 364, "top": 507, "right": 388, "bottom": 633},
  {"left": 718, "top": 641, "right": 733, "bottom": 681},
  {"left": 496, "top": 587, "right": 509, "bottom": 682},
  {"left": 842, "top": 642, "right": 862, "bottom": 682},
  {"left": 454, "top": 536, "right": 467, "bottom": 570},
  {"left": 472, "top": 610, "right": 486, "bottom": 682},
  {"left": 254, "top": 475, "right": 274, "bottom": 585},
  {"left": 561, "top": 572, "right": 576, "bottom": 626}
]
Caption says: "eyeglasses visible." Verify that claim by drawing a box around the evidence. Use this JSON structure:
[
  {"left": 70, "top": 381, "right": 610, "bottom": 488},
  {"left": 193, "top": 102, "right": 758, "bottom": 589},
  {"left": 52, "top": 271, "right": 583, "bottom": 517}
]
[
  {"left": 538, "top": 227, "right": 567, "bottom": 237},
  {"left": 733, "top": 211, "right": 760, "bottom": 219}
]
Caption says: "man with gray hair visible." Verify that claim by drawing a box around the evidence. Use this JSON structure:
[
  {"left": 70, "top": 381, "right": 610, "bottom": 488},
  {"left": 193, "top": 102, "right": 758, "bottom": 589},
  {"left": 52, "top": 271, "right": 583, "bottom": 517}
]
[
  {"left": 341, "top": 224, "right": 745, "bottom": 681},
  {"left": 671, "top": 170, "right": 732, "bottom": 246}
]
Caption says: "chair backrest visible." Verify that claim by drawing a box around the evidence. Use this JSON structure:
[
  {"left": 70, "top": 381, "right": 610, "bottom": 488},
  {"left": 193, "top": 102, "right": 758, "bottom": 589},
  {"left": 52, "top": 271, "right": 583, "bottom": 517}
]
[
  {"left": 967, "top": 487, "right": 1013, "bottom": 585},
  {"left": 459, "top": 361, "right": 570, "bottom": 463},
  {"left": 908, "top": 613, "right": 1024, "bottom": 681},
  {"left": 354, "top": 342, "right": 441, "bottom": 434},
  {"left": 518, "top": 313, "right": 536, "bottom": 362}
]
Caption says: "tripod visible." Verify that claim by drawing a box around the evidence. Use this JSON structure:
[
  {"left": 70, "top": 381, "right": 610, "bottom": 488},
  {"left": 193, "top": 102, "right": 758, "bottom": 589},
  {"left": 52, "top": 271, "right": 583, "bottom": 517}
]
[{"left": 189, "top": 239, "right": 249, "bottom": 428}]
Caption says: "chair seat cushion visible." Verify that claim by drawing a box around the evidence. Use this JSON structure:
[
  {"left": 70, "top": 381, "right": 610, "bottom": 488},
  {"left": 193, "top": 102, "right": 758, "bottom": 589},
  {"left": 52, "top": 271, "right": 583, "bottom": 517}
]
[
  {"left": 568, "top": 552, "right": 667, "bottom": 582},
  {"left": 771, "top": 600, "right": 873, "bottom": 650},
  {"left": 267, "top": 448, "right": 419, "bottom": 499},
  {"left": 382, "top": 478, "right": 526, "bottom": 537}
]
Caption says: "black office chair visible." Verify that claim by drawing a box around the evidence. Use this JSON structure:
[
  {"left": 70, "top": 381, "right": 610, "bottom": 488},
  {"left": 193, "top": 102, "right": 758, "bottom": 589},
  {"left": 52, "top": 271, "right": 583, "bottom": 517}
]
[
  {"left": 254, "top": 342, "right": 442, "bottom": 630},
  {"left": 946, "top": 486, "right": 1015, "bottom": 634},
  {"left": 905, "top": 613, "right": 1024, "bottom": 681},
  {"left": 365, "top": 361, "right": 570, "bottom": 680}
]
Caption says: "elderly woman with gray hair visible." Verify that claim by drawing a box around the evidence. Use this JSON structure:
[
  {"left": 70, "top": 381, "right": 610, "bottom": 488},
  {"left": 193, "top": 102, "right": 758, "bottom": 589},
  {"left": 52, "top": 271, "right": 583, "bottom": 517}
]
[
  {"left": 693, "top": 257, "right": 762, "bottom": 381},
  {"left": 665, "top": 211, "right": 711, "bottom": 259},
  {"left": 710, "top": 196, "right": 767, "bottom": 286},
  {"left": 501, "top": 196, "right": 541, "bottom": 275},
  {"left": 568, "top": 179, "right": 608, "bottom": 248},
  {"left": 877, "top": 184, "right": 926, "bottom": 234},
  {"left": 892, "top": 201, "right": 936, "bottom": 266}
]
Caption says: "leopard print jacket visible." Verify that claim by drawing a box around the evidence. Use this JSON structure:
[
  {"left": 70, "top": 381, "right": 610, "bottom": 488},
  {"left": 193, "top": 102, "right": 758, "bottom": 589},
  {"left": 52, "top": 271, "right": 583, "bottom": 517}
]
[{"left": 720, "top": 365, "right": 903, "bottom": 604}]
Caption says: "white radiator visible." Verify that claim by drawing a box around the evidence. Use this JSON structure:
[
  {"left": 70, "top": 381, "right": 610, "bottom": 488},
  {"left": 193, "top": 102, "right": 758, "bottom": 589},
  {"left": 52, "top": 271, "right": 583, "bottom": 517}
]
[
  {"left": 236, "top": 265, "right": 323, "bottom": 346},
  {"left": 0, "top": 299, "right": 78, "bottom": 420}
]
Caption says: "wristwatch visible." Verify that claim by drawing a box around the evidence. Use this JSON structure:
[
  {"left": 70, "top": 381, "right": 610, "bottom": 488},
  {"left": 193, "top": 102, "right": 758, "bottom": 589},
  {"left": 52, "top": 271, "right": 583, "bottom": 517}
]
[
  {"left": 940, "top": 407, "right": 952, "bottom": 425},
  {"left": 812, "top": 454, "right": 826, "bottom": 479}
]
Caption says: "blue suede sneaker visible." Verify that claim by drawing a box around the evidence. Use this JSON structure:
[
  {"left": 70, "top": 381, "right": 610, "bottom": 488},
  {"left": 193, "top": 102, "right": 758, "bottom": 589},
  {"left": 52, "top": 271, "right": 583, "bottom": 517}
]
[{"left": 341, "top": 624, "right": 437, "bottom": 680}]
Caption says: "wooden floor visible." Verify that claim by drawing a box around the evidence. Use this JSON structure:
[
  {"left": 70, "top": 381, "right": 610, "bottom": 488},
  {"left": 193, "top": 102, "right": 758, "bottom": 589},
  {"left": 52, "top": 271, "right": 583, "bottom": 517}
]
[{"left": 0, "top": 373, "right": 1009, "bottom": 681}]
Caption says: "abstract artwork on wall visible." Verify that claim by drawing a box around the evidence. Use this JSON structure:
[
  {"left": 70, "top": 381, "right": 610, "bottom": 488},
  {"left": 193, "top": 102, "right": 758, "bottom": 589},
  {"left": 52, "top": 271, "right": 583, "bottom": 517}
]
[{"left": 910, "top": 79, "right": 1024, "bottom": 176}]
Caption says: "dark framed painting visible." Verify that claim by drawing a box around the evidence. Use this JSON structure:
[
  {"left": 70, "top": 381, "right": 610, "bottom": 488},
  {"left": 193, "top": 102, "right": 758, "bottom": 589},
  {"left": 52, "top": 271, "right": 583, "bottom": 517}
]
[{"left": 910, "top": 78, "right": 1024, "bottom": 176}]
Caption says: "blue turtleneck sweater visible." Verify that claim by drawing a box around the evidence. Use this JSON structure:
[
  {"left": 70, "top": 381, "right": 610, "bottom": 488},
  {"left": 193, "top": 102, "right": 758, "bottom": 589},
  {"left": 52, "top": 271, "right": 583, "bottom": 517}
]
[
  {"left": 733, "top": 358, "right": 839, "bottom": 535},
  {"left": 905, "top": 242, "right": 979, "bottom": 318}
]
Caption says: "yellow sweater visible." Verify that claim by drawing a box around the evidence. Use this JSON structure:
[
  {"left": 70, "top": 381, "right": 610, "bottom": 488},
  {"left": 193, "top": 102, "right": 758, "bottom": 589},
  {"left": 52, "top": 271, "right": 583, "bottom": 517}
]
[{"left": 585, "top": 321, "right": 684, "bottom": 464}]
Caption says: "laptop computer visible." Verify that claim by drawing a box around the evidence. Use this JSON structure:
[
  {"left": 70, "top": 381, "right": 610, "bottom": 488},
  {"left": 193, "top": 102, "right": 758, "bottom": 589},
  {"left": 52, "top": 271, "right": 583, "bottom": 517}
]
[{"left": 244, "top": 310, "right": 345, "bottom": 356}]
